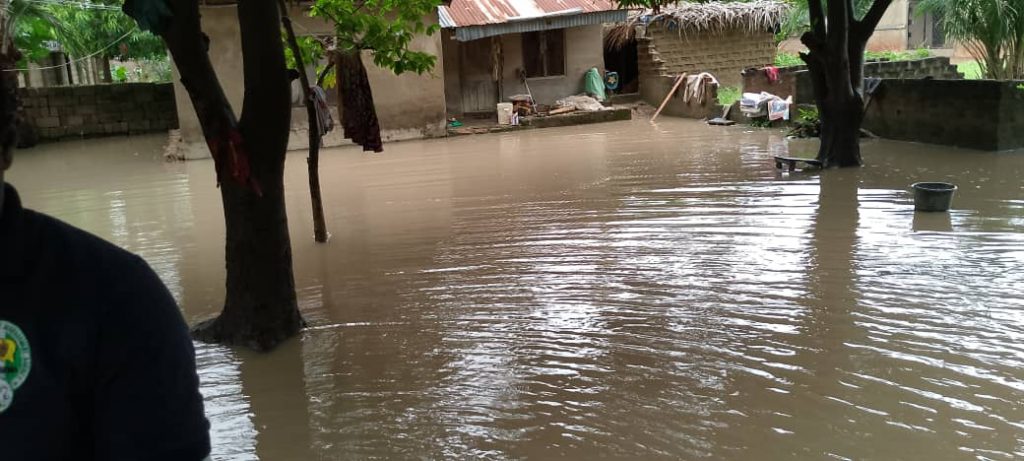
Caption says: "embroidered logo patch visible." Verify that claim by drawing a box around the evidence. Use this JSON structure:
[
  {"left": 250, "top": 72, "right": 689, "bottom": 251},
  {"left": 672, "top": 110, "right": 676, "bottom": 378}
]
[{"left": 0, "top": 321, "right": 31, "bottom": 414}]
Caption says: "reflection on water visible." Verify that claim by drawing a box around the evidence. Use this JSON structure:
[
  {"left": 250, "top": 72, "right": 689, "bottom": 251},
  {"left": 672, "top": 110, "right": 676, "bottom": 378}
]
[{"left": 9, "top": 119, "right": 1024, "bottom": 459}]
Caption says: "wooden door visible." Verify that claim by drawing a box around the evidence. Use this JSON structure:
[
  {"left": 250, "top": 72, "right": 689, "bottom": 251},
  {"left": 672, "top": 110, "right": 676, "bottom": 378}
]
[{"left": 460, "top": 38, "right": 496, "bottom": 114}]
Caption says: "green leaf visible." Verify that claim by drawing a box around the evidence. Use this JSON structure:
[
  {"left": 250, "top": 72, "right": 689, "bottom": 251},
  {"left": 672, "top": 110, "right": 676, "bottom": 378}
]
[{"left": 311, "top": 0, "right": 443, "bottom": 75}]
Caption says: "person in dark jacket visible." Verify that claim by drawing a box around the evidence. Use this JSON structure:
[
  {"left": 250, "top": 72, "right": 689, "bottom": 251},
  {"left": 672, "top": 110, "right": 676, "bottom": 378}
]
[{"left": 0, "top": 89, "right": 211, "bottom": 461}]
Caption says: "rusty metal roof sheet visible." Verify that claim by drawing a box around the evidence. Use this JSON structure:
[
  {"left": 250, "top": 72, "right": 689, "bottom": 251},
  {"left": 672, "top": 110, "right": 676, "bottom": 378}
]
[
  {"left": 439, "top": 0, "right": 625, "bottom": 41},
  {"left": 439, "top": 0, "right": 618, "bottom": 27}
]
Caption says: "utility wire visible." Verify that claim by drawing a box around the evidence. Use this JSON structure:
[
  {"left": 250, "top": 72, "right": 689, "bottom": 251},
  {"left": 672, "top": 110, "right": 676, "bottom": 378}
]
[
  {"left": 2, "top": 27, "right": 135, "bottom": 72},
  {"left": 17, "top": 0, "right": 121, "bottom": 11}
]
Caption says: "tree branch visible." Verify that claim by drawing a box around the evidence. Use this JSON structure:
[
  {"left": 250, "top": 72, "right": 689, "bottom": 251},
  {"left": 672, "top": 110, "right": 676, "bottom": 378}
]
[
  {"left": 827, "top": 0, "right": 851, "bottom": 53},
  {"left": 800, "top": 31, "right": 827, "bottom": 57},
  {"left": 130, "top": 0, "right": 255, "bottom": 188},
  {"left": 237, "top": 0, "right": 291, "bottom": 175},
  {"left": 855, "top": 0, "right": 894, "bottom": 41},
  {"left": 317, "top": 57, "right": 334, "bottom": 87},
  {"left": 806, "top": 0, "right": 826, "bottom": 41}
]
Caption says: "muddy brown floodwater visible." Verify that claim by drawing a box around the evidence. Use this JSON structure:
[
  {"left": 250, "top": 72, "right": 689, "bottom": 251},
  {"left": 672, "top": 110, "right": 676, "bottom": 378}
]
[{"left": 9, "top": 117, "right": 1024, "bottom": 460}]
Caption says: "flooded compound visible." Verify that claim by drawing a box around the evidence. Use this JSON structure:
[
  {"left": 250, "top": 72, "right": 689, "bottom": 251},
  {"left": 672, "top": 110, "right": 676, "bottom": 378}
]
[{"left": 9, "top": 118, "right": 1024, "bottom": 460}]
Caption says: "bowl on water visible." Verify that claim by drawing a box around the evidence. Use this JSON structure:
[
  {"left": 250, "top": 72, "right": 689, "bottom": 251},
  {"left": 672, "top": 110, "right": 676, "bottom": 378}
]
[{"left": 911, "top": 182, "right": 957, "bottom": 212}]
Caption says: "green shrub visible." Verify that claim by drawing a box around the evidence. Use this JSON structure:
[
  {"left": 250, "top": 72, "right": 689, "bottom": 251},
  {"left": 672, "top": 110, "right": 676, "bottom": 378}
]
[
  {"left": 865, "top": 49, "right": 932, "bottom": 62},
  {"left": 717, "top": 86, "right": 741, "bottom": 106},
  {"left": 113, "top": 66, "right": 128, "bottom": 83},
  {"left": 774, "top": 52, "right": 804, "bottom": 67},
  {"left": 787, "top": 107, "right": 821, "bottom": 138}
]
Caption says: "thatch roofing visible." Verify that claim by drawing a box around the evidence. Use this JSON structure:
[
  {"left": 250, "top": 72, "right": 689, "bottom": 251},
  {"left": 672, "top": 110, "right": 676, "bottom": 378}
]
[
  {"left": 605, "top": 1, "right": 790, "bottom": 49},
  {"left": 645, "top": 1, "right": 790, "bottom": 34}
]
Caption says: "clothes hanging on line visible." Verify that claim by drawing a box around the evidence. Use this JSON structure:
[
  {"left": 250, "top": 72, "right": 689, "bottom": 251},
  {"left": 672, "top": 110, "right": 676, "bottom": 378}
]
[{"left": 336, "top": 50, "right": 383, "bottom": 153}]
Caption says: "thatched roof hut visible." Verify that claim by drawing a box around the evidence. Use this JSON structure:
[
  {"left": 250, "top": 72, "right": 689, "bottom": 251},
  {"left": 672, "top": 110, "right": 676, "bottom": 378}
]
[
  {"left": 603, "top": 1, "right": 789, "bottom": 91},
  {"left": 606, "top": 1, "right": 790, "bottom": 50}
]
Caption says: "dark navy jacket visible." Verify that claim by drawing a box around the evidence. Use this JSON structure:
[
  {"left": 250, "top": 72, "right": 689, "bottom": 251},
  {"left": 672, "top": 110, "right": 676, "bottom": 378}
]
[{"left": 0, "top": 183, "right": 210, "bottom": 460}]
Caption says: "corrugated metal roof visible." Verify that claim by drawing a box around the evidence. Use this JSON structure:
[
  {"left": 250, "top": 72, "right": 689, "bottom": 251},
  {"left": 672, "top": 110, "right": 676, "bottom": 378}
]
[
  {"left": 439, "top": 0, "right": 625, "bottom": 41},
  {"left": 448, "top": 10, "right": 627, "bottom": 41},
  {"left": 439, "top": 0, "right": 619, "bottom": 28}
]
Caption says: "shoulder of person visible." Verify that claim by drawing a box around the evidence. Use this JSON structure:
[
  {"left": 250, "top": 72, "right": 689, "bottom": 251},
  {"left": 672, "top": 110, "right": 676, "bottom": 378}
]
[
  {"left": 19, "top": 208, "right": 168, "bottom": 313},
  {"left": 22, "top": 207, "right": 149, "bottom": 270}
]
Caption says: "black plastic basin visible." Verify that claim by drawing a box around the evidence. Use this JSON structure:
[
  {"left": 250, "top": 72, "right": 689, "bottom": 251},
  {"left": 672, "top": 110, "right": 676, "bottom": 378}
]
[{"left": 911, "top": 182, "right": 957, "bottom": 212}]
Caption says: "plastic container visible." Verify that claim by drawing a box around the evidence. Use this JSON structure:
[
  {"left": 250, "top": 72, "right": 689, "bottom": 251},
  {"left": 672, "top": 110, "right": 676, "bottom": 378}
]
[
  {"left": 911, "top": 182, "right": 957, "bottom": 212},
  {"left": 497, "top": 103, "right": 514, "bottom": 125}
]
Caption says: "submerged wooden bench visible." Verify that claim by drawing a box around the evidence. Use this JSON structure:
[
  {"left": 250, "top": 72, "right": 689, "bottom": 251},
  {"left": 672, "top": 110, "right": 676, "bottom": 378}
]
[{"left": 774, "top": 156, "right": 823, "bottom": 172}]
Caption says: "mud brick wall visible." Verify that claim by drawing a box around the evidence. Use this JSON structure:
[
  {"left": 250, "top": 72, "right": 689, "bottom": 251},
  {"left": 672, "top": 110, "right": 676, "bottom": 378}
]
[
  {"left": 743, "top": 57, "right": 964, "bottom": 104},
  {"left": 643, "top": 27, "right": 777, "bottom": 87},
  {"left": 640, "top": 74, "right": 725, "bottom": 120},
  {"left": 19, "top": 83, "right": 178, "bottom": 141}
]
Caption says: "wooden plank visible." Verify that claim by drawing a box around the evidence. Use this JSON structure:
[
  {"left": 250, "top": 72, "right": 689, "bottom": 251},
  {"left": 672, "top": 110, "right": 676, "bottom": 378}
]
[
  {"left": 773, "top": 156, "right": 822, "bottom": 171},
  {"left": 651, "top": 73, "right": 687, "bottom": 123}
]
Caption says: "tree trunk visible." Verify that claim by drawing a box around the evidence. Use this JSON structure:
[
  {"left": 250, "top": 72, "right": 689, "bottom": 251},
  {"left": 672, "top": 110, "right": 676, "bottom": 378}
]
[
  {"left": 307, "top": 120, "right": 328, "bottom": 242},
  {"left": 63, "top": 53, "right": 74, "bottom": 85},
  {"left": 100, "top": 57, "right": 112, "bottom": 84},
  {"left": 136, "top": 0, "right": 303, "bottom": 351},
  {"left": 278, "top": 0, "right": 329, "bottom": 243},
  {"left": 799, "top": 0, "right": 892, "bottom": 168},
  {"left": 816, "top": 98, "right": 863, "bottom": 168}
]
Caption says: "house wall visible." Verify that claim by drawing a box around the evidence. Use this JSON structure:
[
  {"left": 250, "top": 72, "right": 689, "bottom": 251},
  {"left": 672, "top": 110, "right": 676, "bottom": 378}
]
[
  {"left": 500, "top": 24, "right": 606, "bottom": 105},
  {"left": 641, "top": 26, "right": 776, "bottom": 87},
  {"left": 172, "top": 5, "right": 446, "bottom": 159},
  {"left": 440, "top": 24, "right": 605, "bottom": 114},
  {"left": 868, "top": 0, "right": 910, "bottom": 51}
]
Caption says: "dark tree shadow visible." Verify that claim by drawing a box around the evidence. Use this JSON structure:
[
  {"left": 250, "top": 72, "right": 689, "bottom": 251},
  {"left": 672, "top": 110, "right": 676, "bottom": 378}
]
[{"left": 237, "top": 337, "right": 316, "bottom": 461}]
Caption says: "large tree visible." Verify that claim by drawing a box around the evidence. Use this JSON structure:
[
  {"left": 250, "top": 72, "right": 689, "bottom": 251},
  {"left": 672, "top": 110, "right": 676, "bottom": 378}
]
[
  {"left": 122, "top": 0, "right": 442, "bottom": 350},
  {"left": 798, "top": 0, "right": 892, "bottom": 167},
  {"left": 124, "top": 0, "right": 302, "bottom": 351}
]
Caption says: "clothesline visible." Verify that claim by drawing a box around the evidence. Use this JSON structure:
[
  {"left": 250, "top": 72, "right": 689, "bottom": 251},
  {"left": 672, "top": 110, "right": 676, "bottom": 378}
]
[
  {"left": 1, "top": 28, "right": 135, "bottom": 73},
  {"left": 15, "top": 0, "right": 121, "bottom": 11}
]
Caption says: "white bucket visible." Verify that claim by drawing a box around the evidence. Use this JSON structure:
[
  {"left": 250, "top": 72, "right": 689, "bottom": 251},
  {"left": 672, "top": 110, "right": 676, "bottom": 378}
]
[{"left": 497, "top": 103, "right": 514, "bottom": 125}]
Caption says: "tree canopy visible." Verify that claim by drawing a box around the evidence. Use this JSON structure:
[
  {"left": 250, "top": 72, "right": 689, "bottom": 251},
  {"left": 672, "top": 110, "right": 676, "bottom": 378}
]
[
  {"left": 9, "top": 0, "right": 165, "bottom": 66},
  {"left": 309, "top": 0, "right": 442, "bottom": 75}
]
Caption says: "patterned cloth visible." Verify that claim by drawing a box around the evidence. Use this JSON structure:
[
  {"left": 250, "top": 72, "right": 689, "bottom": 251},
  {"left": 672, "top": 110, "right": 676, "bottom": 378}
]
[
  {"left": 310, "top": 86, "right": 334, "bottom": 136},
  {"left": 336, "top": 50, "right": 383, "bottom": 153}
]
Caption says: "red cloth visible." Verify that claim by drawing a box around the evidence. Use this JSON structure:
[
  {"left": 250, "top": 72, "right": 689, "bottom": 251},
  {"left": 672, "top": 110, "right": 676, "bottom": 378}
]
[{"left": 765, "top": 66, "right": 780, "bottom": 84}]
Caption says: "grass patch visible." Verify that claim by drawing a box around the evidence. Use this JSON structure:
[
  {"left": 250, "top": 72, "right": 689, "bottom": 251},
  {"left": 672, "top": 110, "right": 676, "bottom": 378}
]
[
  {"left": 774, "top": 53, "right": 804, "bottom": 67},
  {"left": 717, "top": 86, "right": 741, "bottom": 106},
  {"left": 957, "top": 61, "right": 983, "bottom": 79},
  {"left": 864, "top": 48, "right": 931, "bottom": 61}
]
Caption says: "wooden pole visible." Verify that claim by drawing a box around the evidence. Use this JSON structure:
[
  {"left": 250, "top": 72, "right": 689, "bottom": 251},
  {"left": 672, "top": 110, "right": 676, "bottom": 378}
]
[
  {"left": 278, "top": 0, "right": 329, "bottom": 243},
  {"left": 651, "top": 73, "right": 686, "bottom": 123}
]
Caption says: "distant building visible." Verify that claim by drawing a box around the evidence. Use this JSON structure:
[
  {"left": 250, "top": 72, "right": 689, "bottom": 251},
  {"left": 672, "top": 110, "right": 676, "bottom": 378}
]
[
  {"left": 168, "top": 0, "right": 626, "bottom": 159},
  {"left": 168, "top": 1, "right": 448, "bottom": 159},
  {"left": 438, "top": 0, "right": 626, "bottom": 115},
  {"left": 779, "top": 0, "right": 970, "bottom": 60}
]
